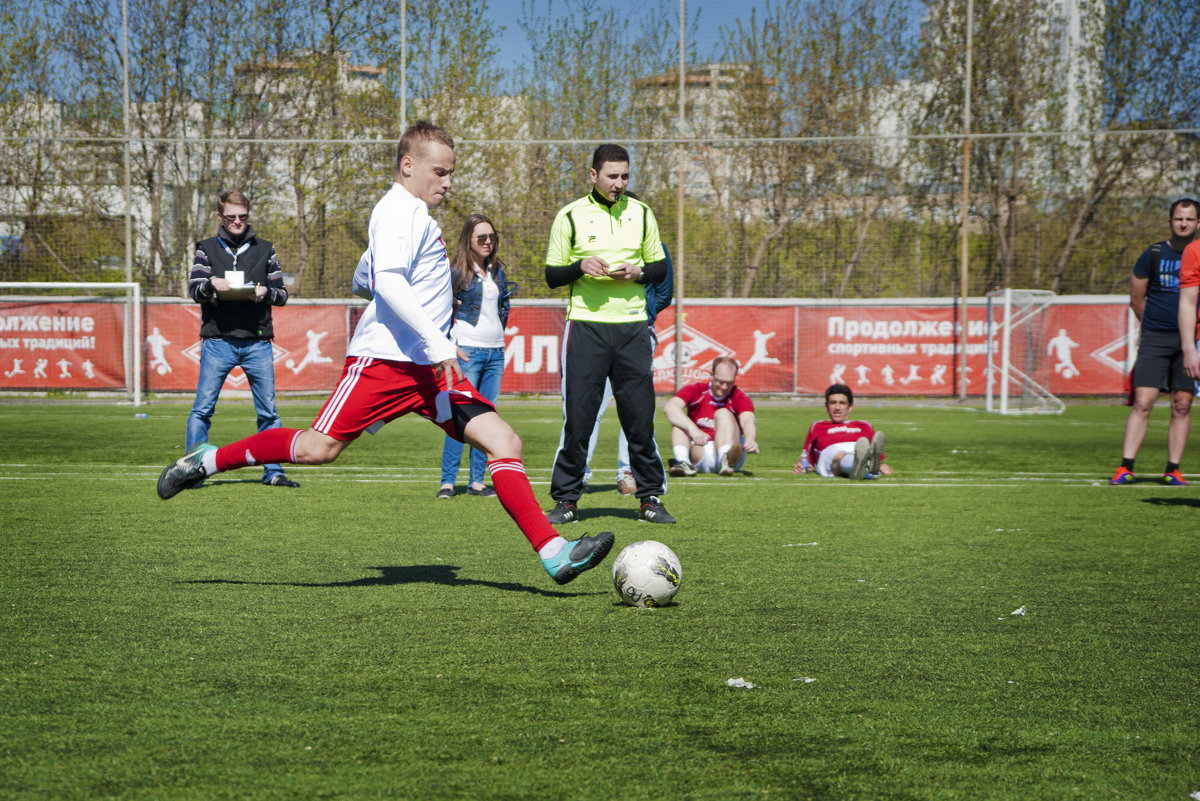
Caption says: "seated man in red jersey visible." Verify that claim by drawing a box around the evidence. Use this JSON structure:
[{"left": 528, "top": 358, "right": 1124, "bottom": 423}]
[
  {"left": 793, "top": 383, "right": 891, "bottom": 480},
  {"left": 663, "top": 356, "right": 758, "bottom": 476}
]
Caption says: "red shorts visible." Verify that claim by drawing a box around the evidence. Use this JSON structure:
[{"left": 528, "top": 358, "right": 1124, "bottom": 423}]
[{"left": 312, "top": 356, "right": 496, "bottom": 441}]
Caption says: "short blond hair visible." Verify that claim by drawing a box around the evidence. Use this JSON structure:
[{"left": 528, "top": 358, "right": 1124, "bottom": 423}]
[{"left": 395, "top": 121, "right": 454, "bottom": 172}]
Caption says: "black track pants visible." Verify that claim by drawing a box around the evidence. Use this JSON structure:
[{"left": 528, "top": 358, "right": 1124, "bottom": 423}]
[{"left": 550, "top": 319, "right": 666, "bottom": 502}]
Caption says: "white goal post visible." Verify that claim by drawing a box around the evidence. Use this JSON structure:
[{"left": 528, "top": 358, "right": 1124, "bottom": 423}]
[
  {"left": 0, "top": 282, "right": 142, "bottom": 406},
  {"left": 985, "top": 288, "right": 1064, "bottom": 414}
]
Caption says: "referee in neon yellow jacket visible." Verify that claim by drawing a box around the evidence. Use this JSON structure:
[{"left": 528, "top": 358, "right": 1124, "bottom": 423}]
[{"left": 542, "top": 144, "right": 675, "bottom": 526}]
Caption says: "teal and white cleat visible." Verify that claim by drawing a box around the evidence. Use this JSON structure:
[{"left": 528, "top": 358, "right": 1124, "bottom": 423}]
[
  {"left": 157, "top": 443, "right": 216, "bottom": 500},
  {"left": 542, "top": 531, "right": 615, "bottom": 585}
]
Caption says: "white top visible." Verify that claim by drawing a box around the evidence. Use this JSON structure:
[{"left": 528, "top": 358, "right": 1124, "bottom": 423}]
[
  {"left": 453, "top": 268, "right": 506, "bottom": 348},
  {"left": 347, "top": 183, "right": 457, "bottom": 365}
]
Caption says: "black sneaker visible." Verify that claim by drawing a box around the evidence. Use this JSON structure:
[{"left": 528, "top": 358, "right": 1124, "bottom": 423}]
[
  {"left": 541, "top": 531, "right": 615, "bottom": 585},
  {"left": 638, "top": 496, "right": 676, "bottom": 524},
  {"left": 265, "top": 474, "right": 300, "bottom": 488},
  {"left": 157, "top": 443, "right": 216, "bottom": 500},
  {"left": 546, "top": 500, "right": 579, "bottom": 524},
  {"left": 668, "top": 458, "right": 697, "bottom": 477}
]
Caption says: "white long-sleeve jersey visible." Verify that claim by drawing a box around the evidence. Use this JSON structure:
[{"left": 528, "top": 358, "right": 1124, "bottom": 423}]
[{"left": 347, "top": 183, "right": 457, "bottom": 365}]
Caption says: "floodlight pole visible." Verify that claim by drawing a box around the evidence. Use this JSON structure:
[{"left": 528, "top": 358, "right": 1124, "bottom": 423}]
[
  {"left": 120, "top": 0, "right": 132, "bottom": 285},
  {"left": 400, "top": 1, "right": 407, "bottom": 130},
  {"left": 675, "top": 0, "right": 686, "bottom": 391},
  {"left": 957, "top": 0, "right": 973, "bottom": 401}
]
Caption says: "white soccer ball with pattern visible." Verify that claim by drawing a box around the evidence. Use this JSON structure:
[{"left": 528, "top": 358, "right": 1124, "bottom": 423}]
[{"left": 612, "top": 540, "right": 682, "bottom": 607}]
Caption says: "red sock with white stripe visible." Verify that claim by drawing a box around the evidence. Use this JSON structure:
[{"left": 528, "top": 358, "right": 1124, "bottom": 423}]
[
  {"left": 488, "top": 458, "right": 558, "bottom": 552},
  {"left": 214, "top": 428, "right": 303, "bottom": 473}
]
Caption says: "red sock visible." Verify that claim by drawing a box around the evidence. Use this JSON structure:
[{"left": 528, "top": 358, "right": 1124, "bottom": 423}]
[
  {"left": 488, "top": 458, "right": 558, "bottom": 552},
  {"left": 215, "top": 428, "right": 303, "bottom": 473}
]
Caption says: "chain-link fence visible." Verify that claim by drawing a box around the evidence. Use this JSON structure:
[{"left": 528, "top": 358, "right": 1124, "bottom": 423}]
[{"left": 1, "top": 0, "right": 1198, "bottom": 301}]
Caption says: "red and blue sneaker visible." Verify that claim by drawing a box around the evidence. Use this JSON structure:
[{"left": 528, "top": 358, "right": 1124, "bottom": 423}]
[
  {"left": 1162, "top": 469, "right": 1188, "bottom": 486},
  {"left": 1108, "top": 467, "right": 1135, "bottom": 485}
]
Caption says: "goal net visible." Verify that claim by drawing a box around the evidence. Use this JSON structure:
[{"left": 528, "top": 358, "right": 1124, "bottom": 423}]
[
  {"left": 0, "top": 282, "right": 142, "bottom": 404},
  {"left": 985, "top": 288, "right": 1064, "bottom": 414}
]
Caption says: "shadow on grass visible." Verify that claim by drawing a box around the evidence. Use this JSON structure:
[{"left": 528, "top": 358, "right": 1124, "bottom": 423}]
[
  {"left": 1141, "top": 496, "right": 1200, "bottom": 508},
  {"left": 183, "top": 564, "right": 595, "bottom": 598},
  {"left": 194, "top": 478, "right": 278, "bottom": 488}
]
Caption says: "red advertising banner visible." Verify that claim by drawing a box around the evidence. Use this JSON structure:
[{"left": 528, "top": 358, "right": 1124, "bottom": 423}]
[
  {"left": 794, "top": 303, "right": 1130, "bottom": 396},
  {"left": 502, "top": 304, "right": 566, "bottom": 395},
  {"left": 650, "top": 306, "right": 796, "bottom": 393},
  {"left": 0, "top": 297, "right": 1138, "bottom": 397},
  {"left": 497, "top": 305, "right": 798, "bottom": 394},
  {"left": 0, "top": 301, "right": 127, "bottom": 389},
  {"left": 144, "top": 304, "right": 348, "bottom": 393},
  {"left": 1043, "top": 303, "right": 1130, "bottom": 395},
  {"left": 796, "top": 305, "right": 966, "bottom": 396}
]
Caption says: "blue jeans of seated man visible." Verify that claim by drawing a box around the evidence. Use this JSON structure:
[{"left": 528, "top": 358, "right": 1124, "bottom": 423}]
[
  {"left": 440, "top": 345, "right": 505, "bottom": 487},
  {"left": 186, "top": 336, "right": 287, "bottom": 482}
]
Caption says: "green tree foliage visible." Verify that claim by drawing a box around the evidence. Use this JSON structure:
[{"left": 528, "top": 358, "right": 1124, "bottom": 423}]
[
  {"left": 914, "top": 0, "right": 1200, "bottom": 296},
  {"left": 0, "top": 0, "right": 1196, "bottom": 297},
  {"left": 701, "top": 0, "right": 916, "bottom": 298}
]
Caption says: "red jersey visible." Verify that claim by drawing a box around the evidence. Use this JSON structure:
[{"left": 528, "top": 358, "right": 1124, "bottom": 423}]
[
  {"left": 1180, "top": 241, "right": 1200, "bottom": 340},
  {"left": 674, "top": 380, "right": 755, "bottom": 436},
  {"left": 803, "top": 419, "right": 878, "bottom": 466}
]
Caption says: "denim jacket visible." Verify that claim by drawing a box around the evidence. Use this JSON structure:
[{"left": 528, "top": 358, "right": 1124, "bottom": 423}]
[{"left": 454, "top": 262, "right": 516, "bottom": 328}]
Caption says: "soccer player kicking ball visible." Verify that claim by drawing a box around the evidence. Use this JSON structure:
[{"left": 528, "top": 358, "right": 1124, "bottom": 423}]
[
  {"left": 793, "top": 384, "right": 891, "bottom": 480},
  {"left": 157, "top": 122, "right": 612, "bottom": 586}
]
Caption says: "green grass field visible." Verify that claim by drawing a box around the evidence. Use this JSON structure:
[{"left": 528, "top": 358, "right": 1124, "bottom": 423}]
[{"left": 2, "top": 398, "right": 1199, "bottom": 800}]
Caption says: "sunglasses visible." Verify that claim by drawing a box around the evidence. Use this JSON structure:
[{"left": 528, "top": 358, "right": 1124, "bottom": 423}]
[
  {"left": 223, "top": 214, "right": 249, "bottom": 223},
  {"left": 475, "top": 233, "right": 498, "bottom": 245}
]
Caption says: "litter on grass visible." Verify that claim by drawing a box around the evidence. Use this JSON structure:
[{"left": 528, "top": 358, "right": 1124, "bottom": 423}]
[
  {"left": 792, "top": 677, "right": 817, "bottom": 683},
  {"left": 726, "top": 677, "right": 758, "bottom": 689},
  {"left": 999, "top": 605, "right": 1027, "bottom": 620},
  {"left": 783, "top": 542, "right": 819, "bottom": 547},
  {"left": 1189, "top": 792, "right": 1200, "bottom": 801}
]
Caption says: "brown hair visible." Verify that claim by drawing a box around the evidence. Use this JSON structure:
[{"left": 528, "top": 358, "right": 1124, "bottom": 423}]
[
  {"left": 450, "top": 214, "right": 503, "bottom": 295},
  {"left": 396, "top": 121, "right": 455, "bottom": 173},
  {"left": 1170, "top": 196, "right": 1199, "bottom": 217},
  {"left": 217, "top": 189, "right": 250, "bottom": 214},
  {"left": 592, "top": 144, "right": 630, "bottom": 170}
]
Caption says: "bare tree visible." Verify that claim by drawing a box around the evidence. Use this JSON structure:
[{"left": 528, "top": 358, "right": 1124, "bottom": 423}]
[
  {"left": 915, "top": 0, "right": 1200, "bottom": 294},
  {"left": 1043, "top": 0, "right": 1200, "bottom": 293},
  {"left": 0, "top": 8, "right": 83, "bottom": 282},
  {"left": 715, "top": 0, "right": 915, "bottom": 298}
]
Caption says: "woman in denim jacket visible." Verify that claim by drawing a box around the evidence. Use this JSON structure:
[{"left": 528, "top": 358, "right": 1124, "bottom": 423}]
[{"left": 438, "top": 213, "right": 515, "bottom": 498}]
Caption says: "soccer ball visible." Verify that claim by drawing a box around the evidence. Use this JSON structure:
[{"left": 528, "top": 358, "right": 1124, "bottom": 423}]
[{"left": 612, "top": 540, "right": 682, "bottom": 607}]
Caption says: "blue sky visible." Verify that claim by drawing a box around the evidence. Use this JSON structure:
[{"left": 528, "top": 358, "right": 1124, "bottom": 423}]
[{"left": 485, "top": 0, "right": 768, "bottom": 72}]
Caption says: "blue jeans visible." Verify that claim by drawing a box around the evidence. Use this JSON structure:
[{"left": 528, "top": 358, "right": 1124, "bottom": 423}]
[
  {"left": 440, "top": 345, "right": 505, "bottom": 486},
  {"left": 186, "top": 337, "right": 287, "bottom": 482}
]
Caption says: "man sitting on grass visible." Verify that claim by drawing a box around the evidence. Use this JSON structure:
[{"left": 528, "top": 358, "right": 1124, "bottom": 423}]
[
  {"left": 793, "top": 383, "right": 891, "bottom": 480},
  {"left": 664, "top": 356, "right": 758, "bottom": 476}
]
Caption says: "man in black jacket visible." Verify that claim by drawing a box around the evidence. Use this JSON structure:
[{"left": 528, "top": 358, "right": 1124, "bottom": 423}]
[{"left": 184, "top": 190, "right": 298, "bottom": 488}]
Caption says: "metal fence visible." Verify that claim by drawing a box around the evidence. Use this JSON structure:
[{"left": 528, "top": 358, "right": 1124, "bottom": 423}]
[{"left": 2, "top": 0, "right": 1198, "bottom": 301}]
